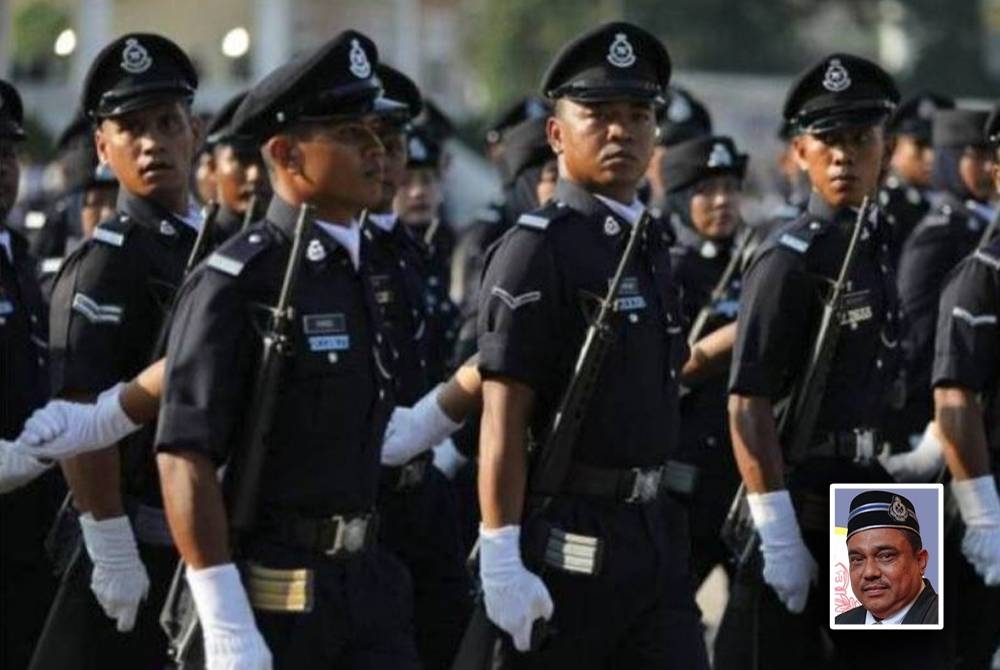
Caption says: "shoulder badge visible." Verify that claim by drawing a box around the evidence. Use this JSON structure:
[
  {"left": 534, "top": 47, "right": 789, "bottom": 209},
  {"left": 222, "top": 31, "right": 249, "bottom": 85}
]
[
  {"left": 772, "top": 218, "right": 828, "bottom": 255},
  {"left": 92, "top": 215, "right": 135, "bottom": 248},
  {"left": 206, "top": 229, "right": 273, "bottom": 277},
  {"left": 515, "top": 201, "right": 568, "bottom": 232}
]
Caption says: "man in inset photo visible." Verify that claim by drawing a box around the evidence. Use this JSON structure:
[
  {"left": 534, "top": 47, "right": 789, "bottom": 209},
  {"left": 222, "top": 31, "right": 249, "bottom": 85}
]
[{"left": 835, "top": 490, "right": 939, "bottom": 625}]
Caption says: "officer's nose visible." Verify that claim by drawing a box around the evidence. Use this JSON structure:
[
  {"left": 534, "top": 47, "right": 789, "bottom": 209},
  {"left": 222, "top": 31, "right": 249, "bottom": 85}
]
[{"left": 862, "top": 557, "right": 881, "bottom": 580}]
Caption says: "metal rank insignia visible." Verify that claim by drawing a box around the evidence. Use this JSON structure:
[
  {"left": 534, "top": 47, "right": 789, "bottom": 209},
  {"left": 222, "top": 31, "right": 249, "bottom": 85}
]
[
  {"left": 822, "top": 58, "right": 851, "bottom": 92},
  {"left": 889, "top": 496, "right": 909, "bottom": 523},
  {"left": 121, "top": 38, "right": 153, "bottom": 74},
  {"left": 349, "top": 39, "right": 372, "bottom": 78},
  {"left": 606, "top": 33, "right": 636, "bottom": 69},
  {"left": 707, "top": 142, "right": 733, "bottom": 168}
]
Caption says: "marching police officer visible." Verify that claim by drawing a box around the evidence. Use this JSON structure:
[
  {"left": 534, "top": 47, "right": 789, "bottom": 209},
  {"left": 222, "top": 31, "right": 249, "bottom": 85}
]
[
  {"left": 44, "top": 33, "right": 201, "bottom": 667},
  {"left": 155, "top": 31, "right": 421, "bottom": 669},
  {"left": 714, "top": 54, "right": 951, "bottom": 669},
  {"left": 476, "top": 22, "right": 708, "bottom": 668},
  {"left": 895, "top": 108, "right": 995, "bottom": 447},
  {"left": 880, "top": 92, "right": 954, "bottom": 267},
  {"left": 201, "top": 90, "right": 271, "bottom": 242},
  {"left": 662, "top": 134, "right": 748, "bottom": 586},
  {"left": 0, "top": 77, "right": 63, "bottom": 670},
  {"left": 645, "top": 85, "right": 713, "bottom": 214}
]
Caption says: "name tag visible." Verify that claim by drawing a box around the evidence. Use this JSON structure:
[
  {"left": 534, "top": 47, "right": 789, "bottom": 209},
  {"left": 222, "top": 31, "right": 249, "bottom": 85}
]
[
  {"left": 613, "top": 276, "right": 646, "bottom": 312},
  {"left": 308, "top": 335, "right": 351, "bottom": 352},
  {"left": 303, "top": 313, "right": 345, "bottom": 335},
  {"left": 839, "top": 290, "right": 874, "bottom": 327},
  {"left": 0, "top": 300, "right": 13, "bottom": 316}
]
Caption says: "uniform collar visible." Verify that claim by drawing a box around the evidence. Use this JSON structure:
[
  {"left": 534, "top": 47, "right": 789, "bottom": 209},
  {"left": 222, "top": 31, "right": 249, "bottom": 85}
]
[
  {"left": 865, "top": 580, "right": 926, "bottom": 625},
  {"left": 554, "top": 179, "right": 647, "bottom": 225},
  {"left": 367, "top": 211, "right": 398, "bottom": 232},
  {"left": 0, "top": 227, "right": 11, "bottom": 263},
  {"left": 216, "top": 204, "right": 244, "bottom": 231},
  {"left": 116, "top": 189, "right": 201, "bottom": 237},
  {"left": 314, "top": 219, "right": 361, "bottom": 270},
  {"left": 265, "top": 196, "right": 361, "bottom": 270}
]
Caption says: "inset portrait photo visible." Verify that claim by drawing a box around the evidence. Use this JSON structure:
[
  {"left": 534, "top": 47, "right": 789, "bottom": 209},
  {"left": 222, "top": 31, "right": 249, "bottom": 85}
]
[{"left": 829, "top": 484, "right": 944, "bottom": 630}]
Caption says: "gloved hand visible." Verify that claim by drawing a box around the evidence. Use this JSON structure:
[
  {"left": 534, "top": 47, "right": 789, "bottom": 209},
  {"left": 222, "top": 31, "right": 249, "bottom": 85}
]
[
  {"left": 381, "top": 385, "right": 462, "bottom": 466},
  {"left": 187, "top": 563, "right": 272, "bottom": 670},
  {"left": 79, "top": 513, "right": 150, "bottom": 631},
  {"left": 748, "top": 490, "right": 817, "bottom": 613},
  {"left": 432, "top": 438, "right": 468, "bottom": 479},
  {"left": 16, "top": 382, "right": 140, "bottom": 460},
  {"left": 0, "top": 439, "right": 52, "bottom": 493},
  {"left": 877, "top": 422, "right": 944, "bottom": 482},
  {"left": 479, "top": 525, "right": 553, "bottom": 652},
  {"left": 952, "top": 476, "right": 1000, "bottom": 585}
]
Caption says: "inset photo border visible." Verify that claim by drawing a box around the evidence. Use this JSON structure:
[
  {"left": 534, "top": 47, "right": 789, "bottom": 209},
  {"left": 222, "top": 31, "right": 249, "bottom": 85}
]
[{"left": 829, "top": 483, "right": 944, "bottom": 630}]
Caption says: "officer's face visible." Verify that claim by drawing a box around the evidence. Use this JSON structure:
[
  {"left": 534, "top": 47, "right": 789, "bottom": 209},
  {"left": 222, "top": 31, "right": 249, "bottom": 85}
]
[
  {"left": 96, "top": 101, "right": 197, "bottom": 207},
  {"left": 847, "top": 528, "right": 928, "bottom": 620},
  {"left": 0, "top": 139, "right": 19, "bottom": 220},
  {"left": 394, "top": 167, "right": 442, "bottom": 226},
  {"left": 81, "top": 185, "right": 117, "bottom": 239},
  {"left": 537, "top": 160, "right": 559, "bottom": 205},
  {"left": 213, "top": 144, "right": 269, "bottom": 214},
  {"left": 958, "top": 145, "right": 995, "bottom": 202},
  {"left": 793, "top": 124, "right": 888, "bottom": 209},
  {"left": 689, "top": 174, "right": 741, "bottom": 241},
  {"left": 993, "top": 147, "right": 1000, "bottom": 194},
  {"left": 890, "top": 135, "right": 933, "bottom": 187},
  {"left": 370, "top": 119, "right": 407, "bottom": 212},
  {"left": 549, "top": 98, "right": 656, "bottom": 201}
]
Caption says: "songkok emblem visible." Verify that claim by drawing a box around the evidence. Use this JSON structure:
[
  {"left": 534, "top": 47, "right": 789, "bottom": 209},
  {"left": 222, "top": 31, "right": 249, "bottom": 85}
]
[
  {"left": 349, "top": 39, "right": 372, "bottom": 79},
  {"left": 408, "top": 137, "right": 428, "bottom": 161},
  {"left": 121, "top": 38, "right": 153, "bottom": 74},
  {"left": 606, "top": 33, "right": 637, "bottom": 69},
  {"left": 889, "top": 495, "right": 909, "bottom": 523},
  {"left": 306, "top": 238, "right": 326, "bottom": 262},
  {"left": 707, "top": 142, "right": 733, "bottom": 168},
  {"left": 822, "top": 58, "right": 851, "bottom": 93},
  {"left": 603, "top": 216, "right": 621, "bottom": 236},
  {"left": 667, "top": 94, "right": 692, "bottom": 123}
]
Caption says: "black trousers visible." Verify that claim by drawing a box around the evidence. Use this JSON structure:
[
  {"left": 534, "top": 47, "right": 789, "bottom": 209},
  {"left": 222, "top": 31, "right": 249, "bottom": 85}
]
[
  {"left": 495, "top": 494, "right": 709, "bottom": 670},
  {"left": 248, "top": 542, "right": 421, "bottom": 670},
  {"left": 379, "top": 465, "right": 473, "bottom": 669}
]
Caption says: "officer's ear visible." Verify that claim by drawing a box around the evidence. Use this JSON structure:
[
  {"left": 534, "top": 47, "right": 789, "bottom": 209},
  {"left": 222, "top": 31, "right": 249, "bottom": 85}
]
[
  {"left": 94, "top": 123, "right": 112, "bottom": 168},
  {"left": 547, "top": 114, "right": 564, "bottom": 156},
  {"left": 880, "top": 128, "right": 895, "bottom": 176},
  {"left": 188, "top": 109, "right": 205, "bottom": 149},
  {"left": 791, "top": 134, "right": 811, "bottom": 173},
  {"left": 264, "top": 135, "right": 303, "bottom": 175}
]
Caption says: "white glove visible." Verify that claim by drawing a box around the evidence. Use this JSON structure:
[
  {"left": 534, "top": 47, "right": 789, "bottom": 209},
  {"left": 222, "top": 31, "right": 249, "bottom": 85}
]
[
  {"left": 952, "top": 476, "right": 1000, "bottom": 585},
  {"left": 748, "top": 490, "right": 817, "bottom": 614},
  {"left": 877, "top": 422, "right": 944, "bottom": 482},
  {"left": 187, "top": 563, "right": 272, "bottom": 670},
  {"left": 432, "top": 438, "right": 468, "bottom": 479},
  {"left": 79, "top": 513, "right": 150, "bottom": 632},
  {"left": 381, "top": 384, "right": 462, "bottom": 466},
  {"left": 479, "top": 525, "right": 553, "bottom": 652},
  {"left": 16, "top": 382, "right": 140, "bottom": 460},
  {"left": 0, "top": 439, "right": 52, "bottom": 493}
]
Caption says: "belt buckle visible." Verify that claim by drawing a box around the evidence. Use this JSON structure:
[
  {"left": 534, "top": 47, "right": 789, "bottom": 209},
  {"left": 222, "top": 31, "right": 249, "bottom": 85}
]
[
  {"left": 626, "top": 468, "right": 662, "bottom": 504},
  {"left": 854, "top": 429, "right": 875, "bottom": 464},
  {"left": 327, "top": 516, "right": 368, "bottom": 556}
]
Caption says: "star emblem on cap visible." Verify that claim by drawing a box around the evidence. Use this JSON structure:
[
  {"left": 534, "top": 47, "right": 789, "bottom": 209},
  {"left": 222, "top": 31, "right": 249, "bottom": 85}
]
[
  {"left": 408, "top": 136, "right": 428, "bottom": 161},
  {"left": 606, "top": 33, "right": 637, "bottom": 69},
  {"left": 348, "top": 39, "right": 372, "bottom": 79},
  {"left": 917, "top": 98, "right": 936, "bottom": 120},
  {"left": 822, "top": 58, "right": 851, "bottom": 93},
  {"left": 889, "top": 495, "right": 909, "bottom": 523},
  {"left": 667, "top": 94, "right": 692, "bottom": 123},
  {"left": 121, "top": 38, "right": 153, "bottom": 74},
  {"left": 707, "top": 142, "right": 733, "bottom": 168}
]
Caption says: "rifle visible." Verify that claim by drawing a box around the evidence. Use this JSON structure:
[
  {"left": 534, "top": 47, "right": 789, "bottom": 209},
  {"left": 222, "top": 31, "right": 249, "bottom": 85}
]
[
  {"left": 720, "top": 198, "right": 872, "bottom": 569},
  {"left": 162, "top": 203, "right": 314, "bottom": 667},
  {"left": 687, "top": 230, "right": 751, "bottom": 347},
  {"left": 452, "top": 210, "right": 653, "bottom": 669},
  {"left": 28, "top": 200, "right": 221, "bottom": 670}
]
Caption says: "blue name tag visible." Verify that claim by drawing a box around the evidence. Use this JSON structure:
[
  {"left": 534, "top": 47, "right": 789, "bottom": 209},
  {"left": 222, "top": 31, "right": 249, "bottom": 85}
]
[
  {"left": 309, "top": 335, "right": 350, "bottom": 352},
  {"left": 615, "top": 296, "right": 647, "bottom": 311},
  {"left": 0, "top": 300, "right": 13, "bottom": 316}
]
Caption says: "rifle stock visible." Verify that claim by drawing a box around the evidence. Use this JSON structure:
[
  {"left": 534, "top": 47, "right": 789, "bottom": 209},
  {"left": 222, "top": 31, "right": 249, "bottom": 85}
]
[{"left": 687, "top": 229, "right": 751, "bottom": 347}]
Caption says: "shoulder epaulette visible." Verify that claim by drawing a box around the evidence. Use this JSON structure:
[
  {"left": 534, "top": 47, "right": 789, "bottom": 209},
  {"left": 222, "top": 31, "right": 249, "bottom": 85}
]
[
  {"left": 776, "top": 219, "right": 825, "bottom": 255},
  {"left": 92, "top": 215, "right": 136, "bottom": 248},
  {"left": 206, "top": 228, "right": 273, "bottom": 277},
  {"left": 515, "top": 201, "right": 569, "bottom": 232}
]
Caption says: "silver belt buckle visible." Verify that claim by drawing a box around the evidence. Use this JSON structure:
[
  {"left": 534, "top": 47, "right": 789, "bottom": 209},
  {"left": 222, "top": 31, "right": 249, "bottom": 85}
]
[
  {"left": 626, "top": 468, "right": 663, "bottom": 504},
  {"left": 328, "top": 515, "right": 369, "bottom": 555},
  {"left": 854, "top": 429, "right": 875, "bottom": 464}
]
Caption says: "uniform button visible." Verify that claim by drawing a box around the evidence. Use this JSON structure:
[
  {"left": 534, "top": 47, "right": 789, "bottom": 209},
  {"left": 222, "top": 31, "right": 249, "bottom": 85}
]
[
  {"left": 398, "top": 260, "right": 407, "bottom": 269},
  {"left": 706, "top": 436, "right": 717, "bottom": 447},
  {"left": 379, "top": 389, "right": 386, "bottom": 400},
  {"left": 628, "top": 313, "right": 639, "bottom": 323},
  {"left": 30, "top": 314, "right": 38, "bottom": 323},
  {"left": 670, "top": 368, "right": 676, "bottom": 379},
  {"left": 376, "top": 333, "right": 383, "bottom": 344},
  {"left": 327, "top": 352, "right": 339, "bottom": 363},
  {"left": 420, "top": 359, "right": 426, "bottom": 368},
  {"left": 37, "top": 357, "right": 45, "bottom": 367},
  {"left": 876, "top": 359, "right": 883, "bottom": 369}
]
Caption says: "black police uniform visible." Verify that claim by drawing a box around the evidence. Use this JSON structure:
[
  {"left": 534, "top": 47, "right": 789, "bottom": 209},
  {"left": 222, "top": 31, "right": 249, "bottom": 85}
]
[
  {"left": 157, "top": 196, "right": 420, "bottom": 668},
  {"left": 932, "top": 236, "right": 1000, "bottom": 669},
  {"left": 42, "top": 33, "right": 199, "bottom": 668}
]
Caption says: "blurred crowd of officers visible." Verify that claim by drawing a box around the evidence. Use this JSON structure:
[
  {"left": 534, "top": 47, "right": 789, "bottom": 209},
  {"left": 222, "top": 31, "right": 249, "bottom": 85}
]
[{"left": 0, "top": 18, "right": 997, "bottom": 670}]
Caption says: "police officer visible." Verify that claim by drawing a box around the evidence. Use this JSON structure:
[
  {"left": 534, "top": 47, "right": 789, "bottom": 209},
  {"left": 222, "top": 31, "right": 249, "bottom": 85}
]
[
  {"left": 201, "top": 90, "right": 271, "bottom": 242},
  {"left": 930, "top": 107, "right": 1000, "bottom": 669},
  {"left": 880, "top": 92, "right": 954, "bottom": 267},
  {"left": 483, "top": 95, "right": 551, "bottom": 167},
  {"left": 0, "top": 77, "right": 64, "bottom": 670},
  {"left": 645, "top": 85, "right": 713, "bottom": 214},
  {"left": 155, "top": 31, "right": 420, "bottom": 669},
  {"left": 476, "top": 22, "right": 708, "bottom": 668},
  {"left": 894, "top": 108, "right": 995, "bottom": 447},
  {"left": 661, "top": 134, "right": 748, "bottom": 586},
  {"left": 45, "top": 33, "right": 201, "bottom": 667},
  {"left": 714, "top": 54, "right": 948, "bottom": 669},
  {"left": 363, "top": 62, "right": 472, "bottom": 669}
]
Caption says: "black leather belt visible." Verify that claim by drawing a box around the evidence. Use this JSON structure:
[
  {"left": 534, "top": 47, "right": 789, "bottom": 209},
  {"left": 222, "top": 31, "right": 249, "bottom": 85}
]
[
  {"left": 264, "top": 512, "right": 379, "bottom": 558},
  {"left": 563, "top": 460, "right": 699, "bottom": 504},
  {"left": 810, "top": 428, "right": 878, "bottom": 464},
  {"left": 381, "top": 451, "right": 432, "bottom": 492}
]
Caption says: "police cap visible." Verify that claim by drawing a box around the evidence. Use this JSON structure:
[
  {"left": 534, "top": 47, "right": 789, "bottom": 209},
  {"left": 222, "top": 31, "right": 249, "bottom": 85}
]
[
  {"left": 81, "top": 33, "right": 197, "bottom": 120},
  {"left": 986, "top": 104, "right": 1000, "bottom": 147},
  {"left": 541, "top": 22, "right": 671, "bottom": 104},
  {"left": 662, "top": 135, "right": 747, "bottom": 194},
  {"left": 932, "top": 108, "right": 990, "bottom": 149},
  {"left": 499, "top": 116, "right": 554, "bottom": 186},
  {"left": 405, "top": 125, "right": 441, "bottom": 169},
  {"left": 658, "top": 86, "right": 712, "bottom": 146},
  {"left": 205, "top": 90, "right": 251, "bottom": 148},
  {"left": 0, "top": 79, "right": 26, "bottom": 141},
  {"left": 376, "top": 64, "right": 423, "bottom": 125},
  {"left": 847, "top": 490, "right": 921, "bottom": 541},
  {"left": 887, "top": 91, "right": 954, "bottom": 143},
  {"left": 231, "top": 30, "right": 404, "bottom": 141},
  {"left": 486, "top": 96, "right": 551, "bottom": 145},
  {"left": 783, "top": 53, "right": 899, "bottom": 135}
]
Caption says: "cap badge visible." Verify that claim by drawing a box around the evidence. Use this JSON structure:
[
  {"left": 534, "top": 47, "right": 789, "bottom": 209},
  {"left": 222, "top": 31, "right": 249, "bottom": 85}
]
[
  {"left": 306, "top": 238, "right": 326, "bottom": 262},
  {"left": 349, "top": 39, "right": 372, "bottom": 79},
  {"left": 603, "top": 216, "right": 621, "bottom": 236},
  {"left": 606, "top": 33, "right": 637, "bottom": 69},
  {"left": 667, "top": 94, "right": 692, "bottom": 123},
  {"left": 408, "top": 137, "right": 428, "bottom": 161},
  {"left": 121, "top": 38, "right": 153, "bottom": 74},
  {"left": 889, "top": 495, "right": 909, "bottom": 523},
  {"left": 707, "top": 143, "right": 733, "bottom": 168},
  {"left": 822, "top": 58, "right": 851, "bottom": 93},
  {"left": 917, "top": 98, "right": 936, "bottom": 120}
]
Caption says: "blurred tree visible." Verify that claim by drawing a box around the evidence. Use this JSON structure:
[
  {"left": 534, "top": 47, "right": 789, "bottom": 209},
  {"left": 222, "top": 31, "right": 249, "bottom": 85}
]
[{"left": 12, "top": 2, "right": 69, "bottom": 81}]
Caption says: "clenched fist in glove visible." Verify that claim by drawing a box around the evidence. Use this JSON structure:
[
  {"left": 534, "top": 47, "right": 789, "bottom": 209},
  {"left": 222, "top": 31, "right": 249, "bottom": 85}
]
[
  {"left": 952, "top": 476, "right": 1000, "bottom": 585},
  {"left": 79, "top": 513, "right": 151, "bottom": 632},
  {"left": 748, "top": 490, "right": 818, "bottom": 613},
  {"left": 187, "top": 563, "right": 273, "bottom": 670},
  {"left": 381, "top": 384, "right": 462, "bottom": 466}
]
